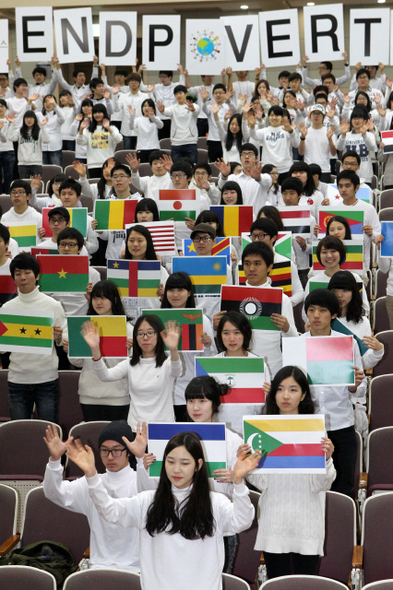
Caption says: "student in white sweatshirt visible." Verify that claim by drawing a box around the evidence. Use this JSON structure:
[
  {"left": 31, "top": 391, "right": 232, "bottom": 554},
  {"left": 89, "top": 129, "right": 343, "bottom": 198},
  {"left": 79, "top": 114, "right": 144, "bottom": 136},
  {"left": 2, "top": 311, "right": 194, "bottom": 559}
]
[
  {"left": 1, "top": 179, "right": 43, "bottom": 243},
  {"left": 7, "top": 110, "right": 49, "bottom": 178},
  {"left": 128, "top": 99, "right": 163, "bottom": 163},
  {"left": 36, "top": 94, "right": 65, "bottom": 167},
  {"left": 128, "top": 150, "right": 174, "bottom": 202}
]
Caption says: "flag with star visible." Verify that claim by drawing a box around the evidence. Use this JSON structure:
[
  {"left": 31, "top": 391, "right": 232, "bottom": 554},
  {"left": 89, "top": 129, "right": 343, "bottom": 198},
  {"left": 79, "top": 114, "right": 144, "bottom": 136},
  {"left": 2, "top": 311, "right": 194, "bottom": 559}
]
[
  {"left": 42, "top": 207, "right": 88, "bottom": 238},
  {"left": 183, "top": 237, "right": 231, "bottom": 264},
  {"left": 0, "top": 309, "right": 54, "bottom": 354},
  {"left": 107, "top": 259, "right": 161, "bottom": 297},
  {"left": 37, "top": 255, "right": 89, "bottom": 293}
]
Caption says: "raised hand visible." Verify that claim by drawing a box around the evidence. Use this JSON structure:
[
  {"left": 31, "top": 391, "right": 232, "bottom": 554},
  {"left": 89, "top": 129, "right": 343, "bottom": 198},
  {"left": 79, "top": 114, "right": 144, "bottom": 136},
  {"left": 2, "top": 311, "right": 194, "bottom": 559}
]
[
  {"left": 41, "top": 117, "right": 49, "bottom": 127},
  {"left": 81, "top": 321, "right": 100, "bottom": 355},
  {"left": 162, "top": 154, "right": 173, "bottom": 171},
  {"left": 281, "top": 116, "right": 293, "bottom": 133},
  {"left": 161, "top": 320, "right": 180, "bottom": 352},
  {"left": 72, "top": 160, "right": 87, "bottom": 178},
  {"left": 79, "top": 118, "right": 90, "bottom": 131},
  {"left": 146, "top": 83, "right": 155, "bottom": 93},
  {"left": 223, "top": 108, "right": 234, "bottom": 121},
  {"left": 327, "top": 126, "right": 335, "bottom": 140},
  {"left": 103, "top": 88, "right": 111, "bottom": 100},
  {"left": 122, "top": 422, "right": 148, "bottom": 459},
  {"left": 215, "top": 158, "right": 231, "bottom": 178},
  {"left": 125, "top": 152, "right": 140, "bottom": 172},
  {"left": 211, "top": 103, "right": 221, "bottom": 117},
  {"left": 250, "top": 160, "right": 263, "bottom": 180},
  {"left": 44, "top": 424, "right": 67, "bottom": 462},
  {"left": 198, "top": 86, "right": 210, "bottom": 102},
  {"left": 157, "top": 101, "right": 165, "bottom": 114},
  {"left": 340, "top": 119, "right": 350, "bottom": 135},
  {"left": 66, "top": 438, "right": 97, "bottom": 478},
  {"left": 30, "top": 174, "right": 42, "bottom": 190},
  {"left": 112, "top": 84, "right": 120, "bottom": 96},
  {"left": 233, "top": 449, "right": 262, "bottom": 483}
]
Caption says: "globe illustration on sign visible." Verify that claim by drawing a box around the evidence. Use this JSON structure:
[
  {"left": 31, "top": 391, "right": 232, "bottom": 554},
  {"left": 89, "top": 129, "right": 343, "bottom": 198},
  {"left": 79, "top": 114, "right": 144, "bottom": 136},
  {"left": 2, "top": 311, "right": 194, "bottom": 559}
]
[
  {"left": 190, "top": 30, "right": 221, "bottom": 62},
  {"left": 197, "top": 37, "right": 215, "bottom": 58}
]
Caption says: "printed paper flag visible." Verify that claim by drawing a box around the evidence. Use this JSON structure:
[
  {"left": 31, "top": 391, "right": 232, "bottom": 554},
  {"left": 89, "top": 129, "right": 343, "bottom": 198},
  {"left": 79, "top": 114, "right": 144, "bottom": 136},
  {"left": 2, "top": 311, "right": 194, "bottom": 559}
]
[
  {"left": 308, "top": 278, "right": 330, "bottom": 293},
  {"left": 381, "top": 221, "right": 393, "bottom": 257},
  {"left": 7, "top": 224, "right": 37, "bottom": 248},
  {"left": 312, "top": 239, "right": 363, "bottom": 272},
  {"left": 274, "top": 232, "right": 292, "bottom": 260},
  {"left": 147, "top": 422, "right": 226, "bottom": 477},
  {"left": 0, "top": 268, "right": 17, "bottom": 307},
  {"left": 278, "top": 207, "right": 311, "bottom": 236},
  {"left": 221, "top": 285, "right": 282, "bottom": 331},
  {"left": 31, "top": 247, "right": 59, "bottom": 256},
  {"left": 183, "top": 237, "right": 231, "bottom": 264},
  {"left": 243, "top": 415, "right": 326, "bottom": 473},
  {"left": 125, "top": 221, "right": 176, "bottom": 255},
  {"left": 37, "top": 255, "right": 89, "bottom": 293},
  {"left": 172, "top": 256, "right": 227, "bottom": 295},
  {"left": 329, "top": 185, "right": 372, "bottom": 205},
  {"left": 67, "top": 315, "right": 127, "bottom": 358},
  {"left": 331, "top": 318, "right": 368, "bottom": 356},
  {"left": 0, "top": 310, "right": 54, "bottom": 354},
  {"left": 142, "top": 308, "right": 203, "bottom": 351},
  {"left": 382, "top": 130, "right": 393, "bottom": 153},
  {"left": 42, "top": 207, "right": 88, "bottom": 238},
  {"left": 238, "top": 258, "right": 292, "bottom": 296},
  {"left": 210, "top": 205, "right": 253, "bottom": 237},
  {"left": 94, "top": 200, "right": 138, "bottom": 230},
  {"left": 318, "top": 207, "right": 364, "bottom": 236},
  {"left": 107, "top": 259, "right": 161, "bottom": 297},
  {"left": 195, "top": 357, "right": 266, "bottom": 403},
  {"left": 282, "top": 335, "right": 355, "bottom": 386},
  {"left": 159, "top": 189, "right": 198, "bottom": 221}
]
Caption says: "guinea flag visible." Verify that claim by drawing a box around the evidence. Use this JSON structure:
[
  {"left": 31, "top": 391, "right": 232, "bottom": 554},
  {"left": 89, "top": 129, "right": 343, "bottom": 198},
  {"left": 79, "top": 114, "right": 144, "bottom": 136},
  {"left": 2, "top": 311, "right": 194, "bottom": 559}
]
[
  {"left": 318, "top": 207, "right": 364, "bottom": 236},
  {"left": 67, "top": 316, "right": 128, "bottom": 358},
  {"left": 107, "top": 259, "right": 161, "bottom": 297},
  {"left": 0, "top": 310, "right": 54, "bottom": 354},
  {"left": 37, "top": 255, "right": 89, "bottom": 293},
  {"left": 142, "top": 308, "right": 204, "bottom": 351},
  {"left": 210, "top": 205, "right": 253, "bottom": 237},
  {"left": 94, "top": 200, "right": 138, "bottom": 230},
  {"left": 158, "top": 189, "right": 198, "bottom": 221},
  {"left": 221, "top": 285, "right": 282, "bottom": 331},
  {"left": 42, "top": 207, "right": 88, "bottom": 238}
]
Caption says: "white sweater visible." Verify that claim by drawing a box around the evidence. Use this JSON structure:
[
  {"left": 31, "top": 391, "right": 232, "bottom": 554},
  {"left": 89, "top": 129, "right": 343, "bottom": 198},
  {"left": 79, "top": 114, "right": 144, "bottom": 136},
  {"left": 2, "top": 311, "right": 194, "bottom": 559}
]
[
  {"left": 93, "top": 355, "right": 183, "bottom": 430},
  {"left": 76, "top": 125, "right": 123, "bottom": 169},
  {"left": 7, "top": 124, "right": 50, "bottom": 166},
  {"left": 249, "top": 125, "right": 300, "bottom": 173},
  {"left": 36, "top": 108, "right": 65, "bottom": 152},
  {"left": 2, "top": 207, "right": 43, "bottom": 243},
  {"left": 43, "top": 460, "right": 140, "bottom": 570},
  {"left": 129, "top": 115, "right": 163, "bottom": 150},
  {"left": 0, "top": 286, "right": 67, "bottom": 384},
  {"left": 86, "top": 475, "right": 254, "bottom": 590},
  {"left": 130, "top": 172, "right": 172, "bottom": 202},
  {"left": 163, "top": 103, "right": 200, "bottom": 146}
]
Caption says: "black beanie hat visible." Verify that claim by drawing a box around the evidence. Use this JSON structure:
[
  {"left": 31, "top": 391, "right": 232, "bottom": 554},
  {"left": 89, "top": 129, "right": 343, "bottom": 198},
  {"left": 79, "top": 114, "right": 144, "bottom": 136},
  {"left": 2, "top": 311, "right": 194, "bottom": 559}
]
[{"left": 98, "top": 420, "right": 133, "bottom": 449}]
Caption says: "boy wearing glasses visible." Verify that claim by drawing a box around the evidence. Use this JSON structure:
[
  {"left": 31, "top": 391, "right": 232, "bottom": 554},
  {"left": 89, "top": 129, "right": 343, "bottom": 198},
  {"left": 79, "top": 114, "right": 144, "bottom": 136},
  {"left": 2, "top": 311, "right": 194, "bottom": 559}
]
[
  {"left": 58, "top": 178, "right": 98, "bottom": 258},
  {"left": 43, "top": 421, "right": 142, "bottom": 571},
  {"left": 2, "top": 180, "right": 43, "bottom": 243}
]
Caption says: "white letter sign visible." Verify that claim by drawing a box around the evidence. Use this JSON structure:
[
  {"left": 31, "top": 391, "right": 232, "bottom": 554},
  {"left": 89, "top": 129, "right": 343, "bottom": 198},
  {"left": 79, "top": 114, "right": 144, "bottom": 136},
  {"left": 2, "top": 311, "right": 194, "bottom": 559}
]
[
  {"left": 99, "top": 12, "right": 137, "bottom": 66},
  {"left": 54, "top": 8, "right": 94, "bottom": 64},
  {"left": 259, "top": 10, "right": 300, "bottom": 68},
  {"left": 142, "top": 15, "right": 180, "bottom": 71},
  {"left": 221, "top": 15, "right": 260, "bottom": 70},
  {"left": 303, "top": 4, "right": 344, "bottom": 63},
  {"left": 16, "top": 7, "right": 53, "bottom": 62}
]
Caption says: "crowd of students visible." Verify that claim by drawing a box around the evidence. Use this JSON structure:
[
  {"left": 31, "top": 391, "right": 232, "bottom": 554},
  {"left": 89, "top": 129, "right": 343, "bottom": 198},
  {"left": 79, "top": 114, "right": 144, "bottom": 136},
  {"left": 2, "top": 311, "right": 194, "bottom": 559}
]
[{"left": 0, "top": 55, "right": 391, "bottom": 585}]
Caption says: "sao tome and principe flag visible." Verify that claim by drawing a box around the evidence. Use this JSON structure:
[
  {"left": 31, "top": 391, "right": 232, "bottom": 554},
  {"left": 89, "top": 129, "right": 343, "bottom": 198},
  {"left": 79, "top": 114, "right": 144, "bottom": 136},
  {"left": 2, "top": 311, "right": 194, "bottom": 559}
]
[
  {"left": 221, "top": 285, "right": 282, "bottom": 331},
  {"left": 312, "top": 239, "right": 363, "bottom": 272},
  {"left": 183, "top": 237, "right": 231, "bottom": 264},
  {"left": 94, "top": 200, "right": 138, "bottom": 230},
  {"left": 158, "top": 189, "right": 198, "bottom": 221},
  {"left": 172, "top": 256, "right": 227, "bottom": 295},
  {"left": 282, "top": 335, "right": 355, "bottom": 386},
  {"left": 37, "top": 255, "right": 89, "bottom": 293},
  {"left": 210, "top": 205, "right": 253, "bottom": 237},
  {"left": 147, "top": 422, "right": 227, "bottom": 477},
  {"left": 142, "top": 308, "right": 203, "bottom": 351},
  {"left": 67, "top": 315, "right": 128, "bottom": 358},
  {"left": 278, "top": 207, "right": 311, "bottom": 236},
  {"left": 243, "top": 415, "right": 326, "bottom": 473},
  {"left": 318, "top": 207, "right": 364, "bottom": 237},
  {"left": 42, "top": 207, "right": 88, "bottom": 238},
  {"left": 107, "top": 259, "right": 161, "bottom": 298},
  {"left": 195, "top": 357, "right": 266, "bottom": 404},
  {"left": 125, "top": 221, "right": 176, "bottom": 256},
  {"left": 0, "top": 310, "right": 54, "bottom": 354},
  {"left": 7, "top": 224, "right": 37, "bottom": 248}
]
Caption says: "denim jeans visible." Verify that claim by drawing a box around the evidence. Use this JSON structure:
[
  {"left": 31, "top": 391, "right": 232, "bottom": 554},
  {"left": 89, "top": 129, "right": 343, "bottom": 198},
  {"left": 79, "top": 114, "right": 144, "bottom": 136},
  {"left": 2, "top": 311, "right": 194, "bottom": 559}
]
[
  {"left": 0, "top": 150, "right": 16, "bottom": 193},
  {"left": 171, "top": 143, "right": 198, "bottom": 164},
  {"left": 18, "top": 165, "right": 43, "bottom": 180},
  {"left": 43, "top": 150, "right": 63, "bottom": 167},
  {"left": 123, "top": 136, "right": 137, "bottom": 150},
  {"left": 8, "top": 379, "right": 59, "bottom": 422},
  {"left": 62, "top": 140, "right": 76, "bottom": 152}
]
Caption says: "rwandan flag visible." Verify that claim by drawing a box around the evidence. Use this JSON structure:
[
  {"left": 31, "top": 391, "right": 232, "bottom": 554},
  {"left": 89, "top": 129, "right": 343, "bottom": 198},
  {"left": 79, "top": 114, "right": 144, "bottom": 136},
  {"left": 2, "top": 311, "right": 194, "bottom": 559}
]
[
  {"left": 312, "top": 239, "right": 363, "bottom": 272},
  {"left": 243, "top": 415, "right": 326, "bottom": 473},
  {"left": 159, "top": 189, "right": 198, "bottom": 221},
  {"left": 318, "top": 207, "right": 364, "bottom": 237},
  {"left": 210, "top": 205, "right": 253, "bottom": 237},
  {"left": 94, "top": 200, "right": 137, "bottom": 230},
  {"left": 142, "top": 308, "right": 203, "bottom": 351},
  {"left": 37, "top": 255, "right": 89, "bottom": 293},
  {"left": 7, "top": 224, "right": 37, "bottom": 248},
  {"left": 183, "top": 237, "right": 231, "bottom": 264},
  {"left": 107, "top": 259, "right": 161, "bottom": 297},
  {"left": 172, "top": 256, "right": 227, "bottom": 295},
  {"left": 282, "top": 335, "right": 355, "bottom": 386},
  {"left": 67, "top": 315, "right": 127, "bottom": 358},
  {"left": 42, "top": 207, "right": 88, "bottom": 238},
  {"left": 195, "top": 357, "right": 266, "bottom": 403},
  {"left": 147, "top": 422, "right": 226, "bottom": 477},
  {"left": 221, "top": 285, "right": 282, "bottom": 331},
  {"left": 0, "top": 310, "right": 54, "bottom": 354}
]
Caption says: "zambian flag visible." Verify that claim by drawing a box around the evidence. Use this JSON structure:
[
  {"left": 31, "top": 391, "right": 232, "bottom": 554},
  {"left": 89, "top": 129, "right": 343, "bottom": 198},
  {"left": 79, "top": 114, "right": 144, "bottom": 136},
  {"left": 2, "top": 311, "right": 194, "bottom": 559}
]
[
  {"left": 94, "top": 200, "right": 137, "bottom": 230},
  {"left": 7, "top": 224, "right": 37, "bottom": 247},
  {"left": 37, "top": 255, "right": 89, "bottom": 293},
  {"left": 142, "top": 308, "right": 204, "bottom": 351},
  {"left": 42, "top": 207, "right": 88, "bottom": 238},
  {"left": 67, "top": 316, "right": 128, "bottom": 358},
  {"left": 0, "top": 311, "right": 54, "bottom": 354}
]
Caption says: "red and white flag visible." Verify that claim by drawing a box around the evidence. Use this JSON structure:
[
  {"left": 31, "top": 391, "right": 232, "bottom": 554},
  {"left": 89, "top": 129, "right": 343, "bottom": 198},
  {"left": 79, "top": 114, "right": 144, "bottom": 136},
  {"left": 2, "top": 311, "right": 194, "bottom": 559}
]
[{"left": 125, "top": 220, "right": 177, "bottom": 255}]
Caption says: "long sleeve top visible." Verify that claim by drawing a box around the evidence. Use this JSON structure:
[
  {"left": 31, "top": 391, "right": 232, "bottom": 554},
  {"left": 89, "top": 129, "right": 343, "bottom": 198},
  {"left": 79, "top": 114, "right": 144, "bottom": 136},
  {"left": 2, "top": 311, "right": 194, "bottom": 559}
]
[
  {"left": 129, "top": 114, "right": 163, "bottom": 150},
  {"left": 7, "top": 124, "right": 50, "bottom": 166},
  {"left": 36, "top": 107, "right": 66, "bottom": 152},
  {"left": 76, "top": 125, "right": 122, "bottom": 169},
  {"left": 162, "top": 104, "right": 200, "bottom": 146},
  {"left": 249, "top": 125, "right": 300, "bottom": 173}
]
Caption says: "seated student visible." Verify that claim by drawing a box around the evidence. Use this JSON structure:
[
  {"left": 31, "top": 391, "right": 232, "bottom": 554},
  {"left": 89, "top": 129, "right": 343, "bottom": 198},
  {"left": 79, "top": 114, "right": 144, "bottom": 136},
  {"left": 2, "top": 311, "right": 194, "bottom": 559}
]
[
  {"left": 43, "top": 421, "right": 141, "bottom": 570},
  {"left": 38, "top": 206, "right": 90, "bottom": 257},
  {"left": 302, "top": 288, "right": 366, "bottom": 496},
  {"left": 14, "top": 58, "right": 59, "bottom": 113},
  {"left": 1, "top": 180, "right": 43, "bottom": 243},
  {"left": 249, "top": 218, "right": 304, "bottom": 307},
  {"left": 0, "top": 253, "right": 67, "bottom": 421},
  {"left": 0, "top": 207, "right": 18, "bottom": 258},
  {"left": 58, "top": 178, "right": 98, "bottom": 258},
  {"left": 289, "top": 161, "right": 325, "bottom": 222},
  {"left": 127, "top": 150, "right": 172, "bottom": 202},
  {"left": 189, "top": 162, "right": 221, "bottom": 206},
  {"left": 308, "top": 163, "right": 331, "bottom": 200},
  {"left": 73, "top": 158, "right": 116, "bottom": 202},
  {"left": 336, "top": 151, "right": 373, "bottom": 203},
  {"left": 298, "top": 105, "right": 337, "bottom": 182}
]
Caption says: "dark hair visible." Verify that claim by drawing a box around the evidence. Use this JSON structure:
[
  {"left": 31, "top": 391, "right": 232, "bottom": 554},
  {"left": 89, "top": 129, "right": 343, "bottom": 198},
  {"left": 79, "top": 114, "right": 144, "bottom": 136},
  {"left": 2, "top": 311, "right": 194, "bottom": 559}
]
[
  {"left": 350, "top": 105, "right": 369, "bottom": 128},
  {"left": 126, "top": 72, "right": 141, "bottom": 84},
  {"left": 321, "top": 73, "right": 336, "bottom": 84},
  {"left": 115, "top": 68, "right": 129, "bottom": 77},
  {"left": 225, "top": 113, "right": 243, "bottom": 155},
  {"left": 57, "top": 227, "right": 84, "bottom": 249},
  {"left": 304, "top": 288, "right": 340, "bottom": 317},
  {"left": 342, "top": 150, "right": 361, "bottom": 166},
  {"left": 216, "top": 311, "right": 253, "bottom": 353},
  {"left": 73, "top": 68, "right": 85, "bottom": 79},
  {"left": 0, "top": 223, "right": 10, "bottom": 244},
  {"left": 89, "top": 77, "right": 104, "bottom": 90},
  {"left": 10, "top": 253, "right": 40, "bottom": 279},
  {"left": 195, "top": 162, "right": 212, "bottom": 176},
  {"left": 59, "top": 178, "right": 82, "bottom": 197},
  {"left": 141, "top": 98, "right": 156, "bottom": 116},
  {"left": 262, "top": 164, "right": 279, "bottom": 195},
  {"left": 313, "top": 84, "right": 329, "bottom": 97},
  {"left": 250, "top": 217, "right": 278, "bottom": 240},
  {"left": 242, "top": 241, "right": 274, "bottom": 267},
  {"left": 21, "top": 110, "right": 40, "bottom": 141},
  {"left": 240, "top": 143, "right": 258, "bottom": 157},
  {"left": 354, "top": 91, "right": 372, "bottom": 113},
  {"left": 42, "top": 94, "right": 57, "bottom": 116},
  {"left": 213, "top": 83, "right": 226, "bottom": 93},
  {"left": 134, "top": 198, "right": 159, "bottom": 222},
  {"left": 326, "top": 215, "right": 352, "bottom": 240},
  {"left": 96, "top": 157, "right": 119, "bottom": 199},
  {"left": 327, "top": 271, "right": 363, "bottom": 323},
  {"left": 159, "top": 70, "right": 173, "bottom": 78},
  {"left": 59, "top": 89, "right": 72, "bottom": 99},
  {"left": 315, "top": 93, "right": 328, "bottom": 104},
  {"left": 80, "top": 98, "right": 93, "bottom": 112},
  {"left": 230, "top": 162, "right": 242, "bottom": 174},
  {"left": 336, "top": 169, "right": 360, "bottom": 188},
  {"left": 33, "top": 66, "right": 46, "bottom": 77},
  {"left": 321, "top": 61, "right": 333, "bottom": 72},
  {"left": 264, "top": 366, "right": 315, "bottom": 415},
  {"left": 131, "top": 314, "right": 166, "bottom": 367},
  {"left": 13, "top": 78, "right": 27, "bottom": 92},
  {"left": 268, "top": 105, "right": 283, "bottom": 118},
  {"left": 145, "top": 432, "right": 214, "bottom": 539},
  {"left": 289, "top": 162, "right": 316, "bottom": 196},
  {"left": 308, "top": 163, "right": 322, "bottom": 180},
  {"left": 316, "top": 235, "right": 346, "bottom": 266},
  {"left": 185, "top": 376, "right": 228, "bottom": 416},
  {"left": 288, "top": 72, "right": 302, "bottom": 83},
  {"left": 174, "top": 84, "right": 187, "bottom": 95},
  {"left": 278, "top": 71, "right": 290, "bottom": 80},
  {"left": 161, "top": 272, "right": 195, "bottom": 309},
  {"left": 281, "top": 177, "right": 303, "bottom": 196},
  {"left": 149, "top": 150, "right": 165, "bottom": 166},
  {"left": 89, "top": 104, "right": 109, "bottom": 133},
  {"left": 10, "top": 179, "right": 31, "bottom": 195},
  {"left": 283, "top": 89, "right": 296, "bottom": 105},
  {"left": 255, "top": 79, "right": 270, "bottom": 96},
  {"left": 356, "top": 68, "right": 370, "bottom": 81},
  {"left": 220, "top": 181, "right": 243, "bottom": 205},
  {"left": 388, "top": 91, "right": 393, "bottom": 110},
  {"left": 111, "top": 163, "right": 131, "bottom": 178},
  {"left": 49, "top": 173, "right": 67, "bottom": 197},
  {"left": 195, "top": 210, "right": 224, "bottom": 237},
  {"left": 0, "top": 98, "right": 7, "bottom": 109},
  {"left": 257, "top": 205, "right": 284, "bottom": 230},
  {"left": 87, "top": 280, "right": 126, "bottom": 316},
  {"left": 125, "top": 225, "right": 158, "bottom": 261},
  {"left": 170, "top": 161, "right": 193, "bottom": 179}
]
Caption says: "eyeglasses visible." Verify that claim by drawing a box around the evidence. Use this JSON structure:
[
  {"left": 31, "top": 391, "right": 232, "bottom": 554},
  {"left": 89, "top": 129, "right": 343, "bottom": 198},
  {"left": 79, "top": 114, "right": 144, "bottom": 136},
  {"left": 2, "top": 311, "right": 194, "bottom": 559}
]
[
  {"left": 193, "top": 236, "right": 212, "bottom": 243},
  {"left": 10, "top": 190, "right": 27, "bottom": 196},
  {"left": 195, "top": 171, "right": 208, "bottom": 176},
  {"left": 58, "top": 241, "right": 79, "bottom": 249},
  {"left": 171, "top": 173, "right": 187, "bottom": 179},
  {"left": 250, "top": 232, "right": 269, "bottom": 241},
  {"left": 136, "top": 330, "right": 156, "bottom": 339},
  {"left": 99, "top": 448, "right": 126, "bottom": 458},
  {"left": 241, "top": 152, "right": 255, "bottom": 157},
  {"left": 112, "top": 174, "right": 129, "bottom": 180},
  {"left": 49, "top": 217, "right": 66, "bottom": 224}
]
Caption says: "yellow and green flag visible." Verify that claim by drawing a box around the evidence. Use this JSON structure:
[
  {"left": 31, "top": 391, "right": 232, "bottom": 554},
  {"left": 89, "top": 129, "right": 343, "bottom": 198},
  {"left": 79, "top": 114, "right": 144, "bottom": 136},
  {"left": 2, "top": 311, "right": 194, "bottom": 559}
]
[{"left": 0, "top": 310, "right": 54, "bottom": 354}]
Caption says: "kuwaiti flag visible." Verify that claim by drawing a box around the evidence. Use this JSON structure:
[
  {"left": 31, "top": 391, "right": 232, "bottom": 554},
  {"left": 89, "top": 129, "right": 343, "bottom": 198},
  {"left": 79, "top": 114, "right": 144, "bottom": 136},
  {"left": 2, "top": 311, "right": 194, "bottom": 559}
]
[
  {"left": 195, "top": 357, "right": 266, "bottom": 404},
  {"left": 67, "top": 315, "right": 127, "bottom": 358},
  {"left": 125, "top": 221, "right": 176, "bottom": 256},
  {"left": 183, "top": 237, "right": 231, "bottom": 264},
  {"left": 0, "top": 309, "right": 54, "bottom": 355},
  {"left": 243, "top": 415, "right": 326, "bottom": 473},
  {"left": 94, "top": 200, "right": 138, "bottom": 230},
  {"left": 142, "top": 308, "right": 203, "bottom": 351},
  {"left": 42, "top": 207, "right": 88, "bottom": 238},
  {"left": 221, "top": 285, "right": 282, "bottom": 331},
  {"left": 381, "top": 221, "right": 393, "bottom": 257},
  {"left": 147, "top": 422, "right": 226, "bottom": 477},
  {"left": 382, "top": 130, "right": 393, "bottom": 153},
  {"left": 210, "top": 205, "right": 253, "bottom": 237},
  {"left": 318, "top": 207, "right": 364, "bottom": 237},
  {"left": 159, "top": 189, "right": 198, "bottom": 221},
  {"left": 278, "top": 207, "right": 311, "bottom": 237},
  {"left": 282, "top": 335, "right": 355, "bottom": 386},
  {"left": 107, "top": 259, "right": 161, "bottom": 297},
  {"left": 312, "top": 239, "right": 363, "bottom": 272}
]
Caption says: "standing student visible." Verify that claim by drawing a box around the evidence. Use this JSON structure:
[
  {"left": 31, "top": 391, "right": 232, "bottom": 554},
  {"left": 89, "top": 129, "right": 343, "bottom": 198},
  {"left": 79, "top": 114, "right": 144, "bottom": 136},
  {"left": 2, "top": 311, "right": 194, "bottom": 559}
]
[
  {"left": 247, "top": 365, "right": 336, "bottom": 579},
  {"left": 261, "top": 165, "right": 283, "bottom": 207},
  {"left": 58, "top": 89, "right": 79, "bottom": 152},
  {"left": 134, "top": 198, "right": 160, "bottom": 223},
  {"left": 69, "top": 99, "right": 93, "bottom": 165},
  {"left": 73, "top": 158, "right": 115, "bottom": 202},
  {"left": 128, "top": 99, "right": 163, "bottom": 163},
  {"left": 0, "top": 99, "right": 15, "bottom": 194},
  {"left": 199, "top": 83, "right": 237, "bottom": 163},
  {"left": 289, "top": 161, "right": 325, "bottom": 222},
  {"left": 65, "top": 429, "right": 260, "bottom": 590},
  {"left": 7, "top": 110, "right": 49, "bottom": 178},
  {"left": 298, "top": 104, "right": 336, "bottom": 181},
  {"left": 210, "top": 106, "right": 249, "bottom": 163},
  {"left": 113, "top": 72, "right": 148, "bottom": 150},
  {"left": 36, "top": 95, "right": 65, "bottom": 167},
  {"left": 258, "top": 205, "right": 285, "bottom": 230}
]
